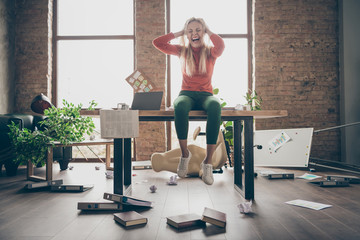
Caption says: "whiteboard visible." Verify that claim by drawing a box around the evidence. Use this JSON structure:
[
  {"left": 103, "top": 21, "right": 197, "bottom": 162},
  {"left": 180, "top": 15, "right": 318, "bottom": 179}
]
[{"left": 254, "top": 128, "right": 313, "bottom": 167}]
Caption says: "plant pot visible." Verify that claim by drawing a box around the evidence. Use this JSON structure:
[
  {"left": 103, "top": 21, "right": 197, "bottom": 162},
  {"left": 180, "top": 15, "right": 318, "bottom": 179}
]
[
  {"left": 5, "top": 161, "right": 20, "bottom": 176},
  {"left": 54, "top": 146, "right": 72, "bottom": 170},
  {"left": 59, "top": 159, "right": 69, "bottom": 171}
]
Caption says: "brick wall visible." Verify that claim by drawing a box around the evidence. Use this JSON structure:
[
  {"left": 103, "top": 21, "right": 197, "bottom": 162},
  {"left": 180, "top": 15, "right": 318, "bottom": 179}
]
[
  {"left": 14, "top": 0, "right": 52, "bottom": 114},
  {"left": 13, "top": 0, "right": 341, "bottom": 162},
  {"left": 134, "top": 0, "right": 166, "bottom": 160},
  {"left": 254, "top": 0, "right": 340, "bottom": 161}
]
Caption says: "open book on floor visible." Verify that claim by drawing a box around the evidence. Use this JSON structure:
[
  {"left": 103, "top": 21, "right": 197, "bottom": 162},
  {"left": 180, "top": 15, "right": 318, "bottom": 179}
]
[
  {"left": 103, "top": 192, "right": 153, "bottom": 207},
  {"left": 113, "top": 211, "right": 147, "bottom": 227},
  {"left": 201, "top": 207, "right": 227, "bottom": 228},
  {"left": 166, "top": 213, "right": 205, "bottom": 229}
]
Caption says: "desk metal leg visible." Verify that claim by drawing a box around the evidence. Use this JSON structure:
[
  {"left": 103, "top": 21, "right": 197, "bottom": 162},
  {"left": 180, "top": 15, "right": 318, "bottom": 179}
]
[
  {"left": 124, "top": 138, "right": 132, "bottom": 187},
  {"left": 113, "top": 138, "right": 132, "bottom": 195},
  {"left": 233, "top": 117, "right": 254, "bottom": 200},
  {"left": 113, "top": 139, "right": 123, "bottom": 195},
  {"left": 233, "top": 120, "right": 242, "bottom": 187},
  {"left": 244, "top": 117, "right": 254, "bottom": 200}
]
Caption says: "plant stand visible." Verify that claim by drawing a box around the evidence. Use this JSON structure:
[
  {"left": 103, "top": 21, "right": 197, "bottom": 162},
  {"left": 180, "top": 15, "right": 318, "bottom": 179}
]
[{"left": 26, "top": 139, "right": 113, "bottom": 181}]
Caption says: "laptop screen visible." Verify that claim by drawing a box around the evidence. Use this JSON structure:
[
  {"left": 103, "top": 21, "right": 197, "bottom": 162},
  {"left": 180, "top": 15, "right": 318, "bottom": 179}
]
[{"left": 130, "top": 91, "right": 163, "bottom": 110}]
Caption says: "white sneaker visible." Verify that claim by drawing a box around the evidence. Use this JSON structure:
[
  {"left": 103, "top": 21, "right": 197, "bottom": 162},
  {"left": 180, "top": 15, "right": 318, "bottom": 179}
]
[
  {"left": 200, "top": 162, "right": 214, "bottom": 185},
  {"left": 177, "top": 150, "right": 191, "bottom": 178}
]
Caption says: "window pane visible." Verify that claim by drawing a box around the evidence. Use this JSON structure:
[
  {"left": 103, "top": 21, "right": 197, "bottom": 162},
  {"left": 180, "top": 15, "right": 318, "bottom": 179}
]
[
  {"left": 57, "top": 0, "right": 133, "bottom": 36},
  {"left": 170, "top": 0, "right": 247, "bottom": 34},
  {"left": 212, "top": 39, "right": 248, "bottom": 107},
  {"left": 171, "top": 38, "right": 248, "bottom": 107},
  {"left": 57, "top": 40, "right": 134, "bottom": 108}
]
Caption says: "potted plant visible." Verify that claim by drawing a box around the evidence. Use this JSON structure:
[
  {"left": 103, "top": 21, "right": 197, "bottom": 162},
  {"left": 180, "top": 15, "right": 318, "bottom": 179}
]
[
  {"left": 8, "top": 100, "right": 97, "bottom": 169},
  {"left": 244, "top": 89, "right": 262, "bottom": 111},
  {"left": 213, "top": 88, "right": 262, "bottom": 165}
]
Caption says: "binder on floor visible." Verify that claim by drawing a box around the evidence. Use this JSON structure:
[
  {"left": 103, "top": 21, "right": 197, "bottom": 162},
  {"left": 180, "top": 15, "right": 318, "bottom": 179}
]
[
  {"left": 268, "top": 173, "right": 294, "bottom": 179},
  {"left": 103, "top": 192, "right": 153, "bottom": 207},
  {"left": 77, "top": 201, "right": 123, "bottom": 211},
  {"left": 310, "top": 180, "right": 350, "bottom": 187},
  {"left": 326, "top": 175, "right": 360, "bottom": 184},
  {"left": 51, "top": 184, "right": 94, "bottom": 192},
  {"left": 24, "top": 179, "right": 63, "bottom": 189},
  {"left": 132, "top": 160, "right": 152, "bottom": 170}
]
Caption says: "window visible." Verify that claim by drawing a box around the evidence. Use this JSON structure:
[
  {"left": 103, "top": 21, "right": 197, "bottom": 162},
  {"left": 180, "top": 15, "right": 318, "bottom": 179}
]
[
  {"left": 167, "top": 0, "right": 251, "bottom": 148},
  {"left": 54, "top": 0, "right": 134, "bottom": 160},
  {"left": 54, "top": 0, "right": 134, "bottom": 108}
]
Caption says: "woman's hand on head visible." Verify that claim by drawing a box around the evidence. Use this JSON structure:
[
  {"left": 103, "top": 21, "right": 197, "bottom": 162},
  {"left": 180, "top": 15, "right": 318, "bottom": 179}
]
[
  {"left": 173, "top": 30, "right": 185, "bottom": 38},
  {"left": 199, "top": 18, "right": 213, "bottom": 36}
]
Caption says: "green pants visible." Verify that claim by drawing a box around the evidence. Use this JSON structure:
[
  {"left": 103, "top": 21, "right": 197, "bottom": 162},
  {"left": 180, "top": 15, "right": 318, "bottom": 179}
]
[{"left": 173, "top": 91, "right": 221, "bottom": 144}]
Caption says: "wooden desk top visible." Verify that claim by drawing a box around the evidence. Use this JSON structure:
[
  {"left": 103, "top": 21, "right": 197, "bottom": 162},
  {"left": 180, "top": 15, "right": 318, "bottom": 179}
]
[
  {"left": 49, "top": 139, "right": 113, "bottom": 147},
  {"left": 138, "top": 110, "right": 288, "bottom": 121},
  {"left": 81, "top": 109, "right": 287, "bottom": 121},
  {"left": 138, "top": 109, "right": 287, "bottom": 118}
]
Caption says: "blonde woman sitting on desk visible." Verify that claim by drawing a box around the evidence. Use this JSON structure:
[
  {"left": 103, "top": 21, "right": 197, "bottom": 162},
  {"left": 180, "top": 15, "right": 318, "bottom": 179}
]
[
  {"left": 153, "top": 17, "right": 225, "bottom": 184},
  {"left": 151, "top": 127, "right": 228, "bottom": 177}
]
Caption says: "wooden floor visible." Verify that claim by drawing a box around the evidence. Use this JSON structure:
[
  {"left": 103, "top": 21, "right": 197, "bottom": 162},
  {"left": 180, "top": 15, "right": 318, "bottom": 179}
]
[{"left": 1, "top": 162, "right": 360, "bottom": 240}]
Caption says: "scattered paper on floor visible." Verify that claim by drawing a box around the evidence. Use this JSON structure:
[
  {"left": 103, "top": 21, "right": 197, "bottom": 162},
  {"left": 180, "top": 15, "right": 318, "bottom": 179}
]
[
  {"left": 296, "top": 173, "right": 322, "bottom": 180},
  {"left": 285, "top": 199, "right": 332, "bottom": 210}
]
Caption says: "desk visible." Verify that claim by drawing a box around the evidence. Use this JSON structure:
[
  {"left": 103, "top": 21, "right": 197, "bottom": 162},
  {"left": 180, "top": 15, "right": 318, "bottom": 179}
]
[
  {"left": 113, "top": 109, "right": 287, "bottom": 200},
  {"left": 27, "top": 139, "right": 113, "bottom": 181}
]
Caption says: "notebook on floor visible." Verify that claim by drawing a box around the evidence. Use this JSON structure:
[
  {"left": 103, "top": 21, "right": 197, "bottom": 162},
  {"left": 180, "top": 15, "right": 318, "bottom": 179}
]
[{"left": 130, "top": 91, "right": 163, "bottom": 110}]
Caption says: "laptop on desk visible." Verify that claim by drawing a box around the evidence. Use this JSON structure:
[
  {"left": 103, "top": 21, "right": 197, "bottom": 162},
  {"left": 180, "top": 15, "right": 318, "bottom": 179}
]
[{"left": 131, "top": 91, "right": 163, "bottom": 110}]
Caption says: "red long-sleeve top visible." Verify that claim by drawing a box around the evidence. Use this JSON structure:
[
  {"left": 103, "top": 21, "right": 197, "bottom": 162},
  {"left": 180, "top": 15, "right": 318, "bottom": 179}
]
[{"left": 153, "top": 33, "right": 225, "bottom": 93}]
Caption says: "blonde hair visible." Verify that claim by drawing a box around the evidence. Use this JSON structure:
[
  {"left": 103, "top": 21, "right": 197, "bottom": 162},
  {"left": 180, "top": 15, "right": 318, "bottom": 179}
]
[{"left": 180, "top": 17, "right": 212, "bottom": 77}]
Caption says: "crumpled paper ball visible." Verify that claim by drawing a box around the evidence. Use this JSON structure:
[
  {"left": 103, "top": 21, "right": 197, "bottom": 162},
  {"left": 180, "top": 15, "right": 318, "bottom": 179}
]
[
  {"left": 149, "top": 185, "right": 157, "bottom": 193},
  {"left": 167, "top": 175, "right": 178, "bottom": 185},
  {"left": 238, "top": 200, "right": 252, "bottom": 214},
  {"left": 105, "top": 171, "right": 114, "bottom": 179}
]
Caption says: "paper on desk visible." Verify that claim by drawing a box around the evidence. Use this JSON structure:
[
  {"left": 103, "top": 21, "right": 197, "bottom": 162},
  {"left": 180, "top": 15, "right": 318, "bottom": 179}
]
[
  {"left": 296, "top": 173, "right": 322, "bottom": 180},
  {"left": 285, "top": 199, "right": 332, "bottom": 210}
]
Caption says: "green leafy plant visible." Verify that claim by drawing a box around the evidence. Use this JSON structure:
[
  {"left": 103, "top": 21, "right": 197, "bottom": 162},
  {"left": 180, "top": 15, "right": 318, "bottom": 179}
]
[
  {"left": 213, "top": 87, "right": 233, "bottom": 146},
  {"left": 41, "top": 100, "right": 97, "bottom": 145},
  {"left": 8, "top": 100, "right": 97, "bottom": 166},
  {"left": 213, "top": 88, "right": 262, "bottom": 147},
  {"left": 8, "top": 123, "right": 51, "bottom": 166},
  {"left": 245, "top": 89, "right": 262, "bottom": 111}
]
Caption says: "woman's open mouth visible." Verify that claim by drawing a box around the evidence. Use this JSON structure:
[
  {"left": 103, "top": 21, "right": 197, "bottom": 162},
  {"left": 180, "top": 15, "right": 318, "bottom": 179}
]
[{"left": 192, "top": 37, "right": 200, "bottom": 42}]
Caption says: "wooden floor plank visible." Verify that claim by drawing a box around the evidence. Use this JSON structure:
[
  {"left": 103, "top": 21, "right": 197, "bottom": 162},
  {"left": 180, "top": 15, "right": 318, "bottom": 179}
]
[{"left": 1, "top": 163, "right": 360, "bottom": 239}]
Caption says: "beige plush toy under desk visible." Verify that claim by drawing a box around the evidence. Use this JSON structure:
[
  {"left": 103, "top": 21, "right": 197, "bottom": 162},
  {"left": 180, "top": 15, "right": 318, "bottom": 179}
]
[{"left": 151, "top": 127, "right": 228, "bottom": 177}]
